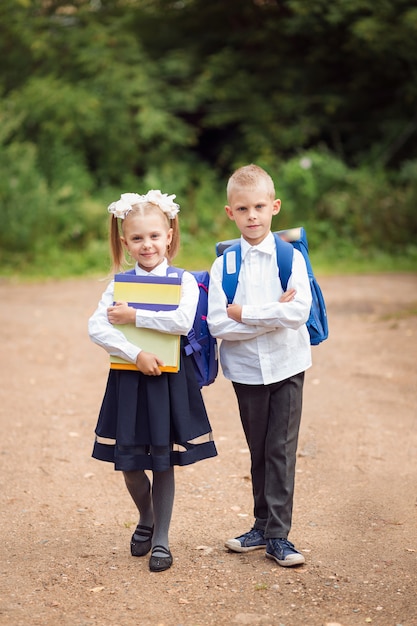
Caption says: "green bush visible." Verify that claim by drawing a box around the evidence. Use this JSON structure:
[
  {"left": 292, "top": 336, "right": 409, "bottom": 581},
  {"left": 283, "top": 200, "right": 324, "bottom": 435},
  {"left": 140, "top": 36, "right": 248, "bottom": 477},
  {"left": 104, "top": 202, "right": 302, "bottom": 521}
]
[
  {"left": 0, "top": 141, "right": 51, "bottom": 255},
  {"left": 0, "top": 144, "right": 416, "bottom": 277},
  {"left": 276, "top": 150, "right": 417, "bottom": 254}
]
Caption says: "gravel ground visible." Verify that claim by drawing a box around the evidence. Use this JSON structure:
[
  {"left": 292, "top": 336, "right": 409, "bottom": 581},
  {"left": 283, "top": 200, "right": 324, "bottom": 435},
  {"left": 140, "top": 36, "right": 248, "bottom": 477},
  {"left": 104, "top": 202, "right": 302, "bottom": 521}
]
[{"left": 0, "top": 273, "right": 416, "bottom": 626}]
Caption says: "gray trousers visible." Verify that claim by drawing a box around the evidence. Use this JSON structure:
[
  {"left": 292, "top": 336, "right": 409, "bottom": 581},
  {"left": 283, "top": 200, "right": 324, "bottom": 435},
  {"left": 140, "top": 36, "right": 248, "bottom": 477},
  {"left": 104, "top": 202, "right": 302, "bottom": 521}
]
[{"left": 232, "top": 372, "right": 305, "bottom": 539}]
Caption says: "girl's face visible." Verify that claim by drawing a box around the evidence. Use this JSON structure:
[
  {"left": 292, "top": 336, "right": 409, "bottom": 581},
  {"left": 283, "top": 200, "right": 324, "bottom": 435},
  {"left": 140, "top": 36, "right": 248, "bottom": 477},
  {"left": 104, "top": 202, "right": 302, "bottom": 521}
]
[
  {"left": 225, "top": 183, "right": 281, "bottom": 246},
  {"left": 121, "top": 210, "right": 173, "bottom": 272}
]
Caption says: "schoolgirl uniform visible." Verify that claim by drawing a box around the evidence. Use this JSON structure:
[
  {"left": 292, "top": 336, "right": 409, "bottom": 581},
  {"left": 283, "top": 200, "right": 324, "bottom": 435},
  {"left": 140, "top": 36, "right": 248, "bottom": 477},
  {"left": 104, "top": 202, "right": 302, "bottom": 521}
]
[{"left": 89, "top": 259, "right": 217, "bottom": 473}]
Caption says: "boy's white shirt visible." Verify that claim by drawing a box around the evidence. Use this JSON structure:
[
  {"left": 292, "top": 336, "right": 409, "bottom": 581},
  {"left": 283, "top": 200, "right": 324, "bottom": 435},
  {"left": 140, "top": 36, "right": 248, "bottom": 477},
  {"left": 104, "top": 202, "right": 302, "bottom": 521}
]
[
  {"left": 207, "top": 232, "right": 312, "bottom": 385},
  {"left": 88, "top": 259, "right": 198, "bottom": 364}
]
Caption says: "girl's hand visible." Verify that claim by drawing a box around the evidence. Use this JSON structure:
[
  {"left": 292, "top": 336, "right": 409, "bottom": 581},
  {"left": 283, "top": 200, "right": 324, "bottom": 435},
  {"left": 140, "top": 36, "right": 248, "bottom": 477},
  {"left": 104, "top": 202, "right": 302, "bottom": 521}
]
[
  {"left": 279, "top": 288, "right": 296, "bottom": 303},
  {"left": 135, "top": 351, "right": 164, "bottom": 376},
  {"left": 227, "top": 303, "right": 243, "bottom": 322},
  {"left": 107, "top": 301, "right": 136, "bottom": 325}
]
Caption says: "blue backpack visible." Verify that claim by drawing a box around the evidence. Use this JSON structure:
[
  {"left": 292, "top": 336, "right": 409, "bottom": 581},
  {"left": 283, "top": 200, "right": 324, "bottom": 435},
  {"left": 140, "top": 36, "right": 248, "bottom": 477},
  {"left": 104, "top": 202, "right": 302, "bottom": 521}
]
[
  {"left": 176, "top": 268, "right": 218, "bottom": 388},
  {"left": 124, "top": 267, "right": 218, "bottom": 387},
  {"left": 216, "top": 227, "right": 328, "bottom": 346}
]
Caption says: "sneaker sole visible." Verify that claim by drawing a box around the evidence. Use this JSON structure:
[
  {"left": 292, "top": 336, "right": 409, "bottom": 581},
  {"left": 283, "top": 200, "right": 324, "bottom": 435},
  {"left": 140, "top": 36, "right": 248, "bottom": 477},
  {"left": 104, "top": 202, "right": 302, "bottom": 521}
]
[
  {"left": 266, "top": 551, "right": 305, "bottom": 567},
  {"left": 225, "top": 539, "right": 267, "bottom": 553}
]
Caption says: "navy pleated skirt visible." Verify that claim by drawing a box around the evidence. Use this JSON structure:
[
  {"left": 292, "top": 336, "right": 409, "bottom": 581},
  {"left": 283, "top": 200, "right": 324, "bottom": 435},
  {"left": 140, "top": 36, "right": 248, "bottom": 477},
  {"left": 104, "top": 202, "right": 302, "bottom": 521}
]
[{"left": 92, "top": 351, "right": 217, "bottom": 472}]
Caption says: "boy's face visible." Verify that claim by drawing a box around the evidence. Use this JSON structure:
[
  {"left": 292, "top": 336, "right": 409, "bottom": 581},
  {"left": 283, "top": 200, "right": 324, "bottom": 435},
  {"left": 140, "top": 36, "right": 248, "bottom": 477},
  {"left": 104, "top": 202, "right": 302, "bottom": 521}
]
[{"left": 225, "top": 183, "right": 281, "bottom": 246}]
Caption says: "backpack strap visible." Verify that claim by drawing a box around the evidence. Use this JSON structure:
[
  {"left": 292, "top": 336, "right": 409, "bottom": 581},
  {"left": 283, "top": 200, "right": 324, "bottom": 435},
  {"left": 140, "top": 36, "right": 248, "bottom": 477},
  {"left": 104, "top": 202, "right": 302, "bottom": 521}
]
[
  {"left": 167, "top": 266, "right": 203, "bottom": 357},
  {"left": 166, "top": 265, "right": 184, "bottom": 279},
  {"left": 273, "top": 232, "right": 294, "bottom": 291},
  {"left": 221, "top": 242, "right": 242, "bottom": 304}
]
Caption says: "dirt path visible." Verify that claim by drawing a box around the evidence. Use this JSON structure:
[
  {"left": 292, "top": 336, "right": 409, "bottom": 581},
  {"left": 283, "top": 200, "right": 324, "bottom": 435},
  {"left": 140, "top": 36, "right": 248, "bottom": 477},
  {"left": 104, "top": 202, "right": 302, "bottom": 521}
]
[{"left": 0, "top": 274, "right": 416, "bottom": 626}]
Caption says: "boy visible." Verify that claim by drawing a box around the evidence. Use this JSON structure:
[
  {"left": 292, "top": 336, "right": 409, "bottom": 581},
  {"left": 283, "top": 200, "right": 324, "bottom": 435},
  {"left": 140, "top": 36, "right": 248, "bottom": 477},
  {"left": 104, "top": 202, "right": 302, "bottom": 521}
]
[{"left": 207, "top": 164, "right": 312, "bottom": 567}]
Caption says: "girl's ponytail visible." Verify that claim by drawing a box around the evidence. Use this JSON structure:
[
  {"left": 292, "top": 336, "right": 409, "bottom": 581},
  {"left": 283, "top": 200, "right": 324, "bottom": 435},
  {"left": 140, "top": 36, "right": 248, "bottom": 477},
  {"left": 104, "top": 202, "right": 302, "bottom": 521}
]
[
  {"left": 109, "top": 215, "right": 125, "bottom": 273},
  {"left": 167, "top": 215, "right": 180, "bottom": 262}
]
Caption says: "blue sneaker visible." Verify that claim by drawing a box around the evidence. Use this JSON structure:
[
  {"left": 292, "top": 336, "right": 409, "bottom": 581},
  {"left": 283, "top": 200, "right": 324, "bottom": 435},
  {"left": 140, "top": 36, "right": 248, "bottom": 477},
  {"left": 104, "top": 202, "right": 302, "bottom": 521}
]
[
  {"left": 225, "top": 527, "right": 266, "bottom": 553},
  {"left": 266, "top": 538, "right": 305, "bottom": 567}
]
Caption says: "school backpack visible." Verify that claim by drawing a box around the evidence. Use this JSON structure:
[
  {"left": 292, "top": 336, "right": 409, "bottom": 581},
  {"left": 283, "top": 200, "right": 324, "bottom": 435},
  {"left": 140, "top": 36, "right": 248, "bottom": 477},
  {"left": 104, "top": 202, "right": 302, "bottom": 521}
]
[
  {"left": 174, "top": 268, "right": 218, "bottom": 388},
  {"left": 123, "top": 267, "right": 218, "bottom": 387},
  {"left": 216, "top": 227, "right": 328, "bottom": 346}
]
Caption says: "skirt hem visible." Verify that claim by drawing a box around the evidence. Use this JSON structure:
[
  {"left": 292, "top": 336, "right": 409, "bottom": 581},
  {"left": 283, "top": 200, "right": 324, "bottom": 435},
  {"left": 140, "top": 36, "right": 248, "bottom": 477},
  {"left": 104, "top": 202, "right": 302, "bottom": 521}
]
[{"left": 92, "top": 440, "right": 217, "bottom": 472}]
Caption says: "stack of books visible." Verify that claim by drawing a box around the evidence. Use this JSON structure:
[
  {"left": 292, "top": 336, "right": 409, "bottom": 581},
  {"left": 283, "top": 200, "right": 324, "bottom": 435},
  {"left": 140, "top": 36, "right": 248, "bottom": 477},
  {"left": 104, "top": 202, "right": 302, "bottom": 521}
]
[{"left": 110, "top": 273, "right": 182, "bottom": 372}]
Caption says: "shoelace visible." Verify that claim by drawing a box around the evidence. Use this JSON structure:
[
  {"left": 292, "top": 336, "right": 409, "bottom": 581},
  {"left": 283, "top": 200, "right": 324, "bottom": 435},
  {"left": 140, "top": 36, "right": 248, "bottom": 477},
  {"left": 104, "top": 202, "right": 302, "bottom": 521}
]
[
  {"left": 270, "top": 538, "right": 296, "bottom": 552},
  {"left": 241, "top": 528, "right": 263, "bottom": 540}
]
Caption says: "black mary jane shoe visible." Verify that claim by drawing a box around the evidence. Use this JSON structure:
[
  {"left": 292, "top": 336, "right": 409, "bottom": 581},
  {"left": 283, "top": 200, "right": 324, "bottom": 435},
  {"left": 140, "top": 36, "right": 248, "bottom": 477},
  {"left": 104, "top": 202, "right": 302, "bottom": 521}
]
[
  {"left": 149, "top": 545, "right": 173, "bottom": 572},
  {"left": 130, "top": 524, "right": 153, "bottom": 557}
]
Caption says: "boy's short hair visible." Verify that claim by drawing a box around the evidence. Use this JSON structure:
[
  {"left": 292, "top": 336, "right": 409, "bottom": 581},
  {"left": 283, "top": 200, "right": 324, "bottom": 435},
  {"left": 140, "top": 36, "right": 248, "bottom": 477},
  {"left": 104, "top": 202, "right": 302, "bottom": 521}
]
[{"left": 227, "top": 164, "right": 275, "bottom": 201}]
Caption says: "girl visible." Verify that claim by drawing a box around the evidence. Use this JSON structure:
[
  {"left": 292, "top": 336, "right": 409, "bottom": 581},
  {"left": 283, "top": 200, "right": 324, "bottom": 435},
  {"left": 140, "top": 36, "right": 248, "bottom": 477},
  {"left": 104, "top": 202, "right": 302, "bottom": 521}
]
[{"left": 88, "top": 190, "right": 217, "bottom": 572}]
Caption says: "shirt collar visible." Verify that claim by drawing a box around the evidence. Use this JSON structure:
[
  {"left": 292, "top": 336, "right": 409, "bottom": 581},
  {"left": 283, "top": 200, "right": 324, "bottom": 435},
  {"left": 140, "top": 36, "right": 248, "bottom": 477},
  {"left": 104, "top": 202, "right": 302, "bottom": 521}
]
[
  {"left": 241, "top": 231, "right": 275, "bottom": 260},
  {"left": 134, "top": 258, "right": 169, "bottom": 277}
]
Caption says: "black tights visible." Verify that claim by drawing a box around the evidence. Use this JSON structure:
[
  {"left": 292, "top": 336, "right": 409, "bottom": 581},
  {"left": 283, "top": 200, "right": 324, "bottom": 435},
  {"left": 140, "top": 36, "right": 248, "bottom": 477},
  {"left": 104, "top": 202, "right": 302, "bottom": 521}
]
[{"left": 123, "top": 467, "right": 175, "bottom": 556}]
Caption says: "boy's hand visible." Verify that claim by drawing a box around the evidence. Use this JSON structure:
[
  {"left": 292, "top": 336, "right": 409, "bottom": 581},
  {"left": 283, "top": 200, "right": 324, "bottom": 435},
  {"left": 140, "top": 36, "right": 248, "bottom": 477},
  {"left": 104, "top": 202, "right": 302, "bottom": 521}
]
[
  {"left": 135, "top": 351, "right": 164, "bottom": 376},
  {"left": 279, "top": 288, "right": 296, "bottom": 303},
  {"left": 227, "top": 303, "right": 243, "bottom": 322},
  {"left": 107, "top": 301, "right": 136, "bottom": 325}
]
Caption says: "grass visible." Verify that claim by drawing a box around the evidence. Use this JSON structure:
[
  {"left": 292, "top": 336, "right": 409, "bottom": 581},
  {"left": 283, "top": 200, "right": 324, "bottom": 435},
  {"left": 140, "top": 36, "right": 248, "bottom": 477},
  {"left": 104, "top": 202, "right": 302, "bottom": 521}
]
[{"left": 380, "top": 303, "right": 417, "bottom": 321}]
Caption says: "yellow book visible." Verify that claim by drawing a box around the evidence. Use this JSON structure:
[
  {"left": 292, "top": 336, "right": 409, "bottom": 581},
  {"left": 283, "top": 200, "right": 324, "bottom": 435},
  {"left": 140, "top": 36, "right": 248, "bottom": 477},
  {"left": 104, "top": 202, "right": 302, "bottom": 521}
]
[{"left": 110, "top": 273, "right": 182, "bottom": 373}]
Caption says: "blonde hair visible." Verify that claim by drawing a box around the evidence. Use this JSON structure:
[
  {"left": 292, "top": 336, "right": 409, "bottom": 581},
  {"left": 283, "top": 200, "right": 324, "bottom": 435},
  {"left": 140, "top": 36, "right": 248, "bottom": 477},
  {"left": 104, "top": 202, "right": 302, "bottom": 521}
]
[
  {"left": 109, "top": 202, "right": 180, "bottom": 272},
  {"left": 227, "top": 164, "right": 276, "bottom": 202}
]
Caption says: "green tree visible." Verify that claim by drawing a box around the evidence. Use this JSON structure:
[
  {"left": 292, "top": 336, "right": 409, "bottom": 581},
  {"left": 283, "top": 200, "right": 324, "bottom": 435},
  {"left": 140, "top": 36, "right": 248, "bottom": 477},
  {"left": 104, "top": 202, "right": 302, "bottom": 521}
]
[{"left": 0, "top": 0, "right": 416, "bottom": 271}]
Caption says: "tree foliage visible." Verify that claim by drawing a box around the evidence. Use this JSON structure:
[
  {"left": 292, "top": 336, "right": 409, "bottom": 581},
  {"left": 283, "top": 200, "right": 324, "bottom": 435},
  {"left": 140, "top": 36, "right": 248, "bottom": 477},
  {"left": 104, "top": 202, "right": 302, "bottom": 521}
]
[{"left": 0, "top": 0, "right": 416, "bottom": 269}]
